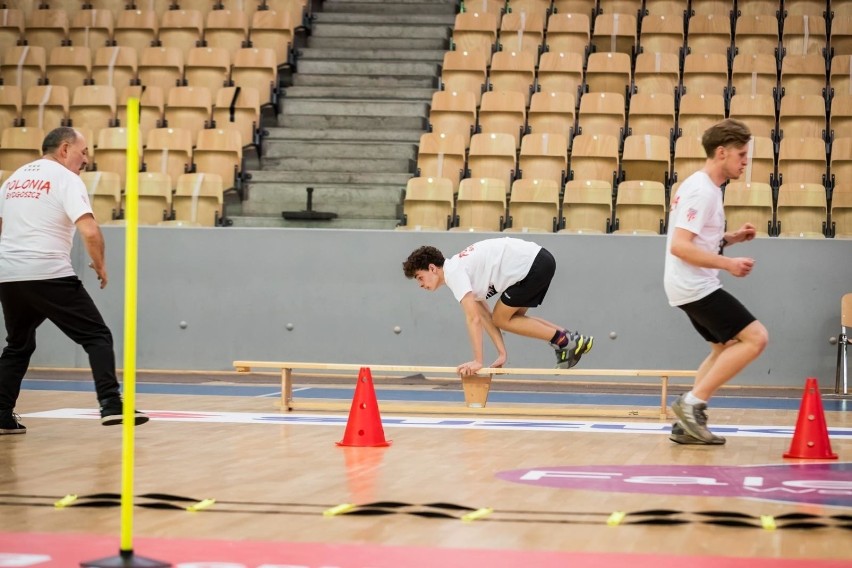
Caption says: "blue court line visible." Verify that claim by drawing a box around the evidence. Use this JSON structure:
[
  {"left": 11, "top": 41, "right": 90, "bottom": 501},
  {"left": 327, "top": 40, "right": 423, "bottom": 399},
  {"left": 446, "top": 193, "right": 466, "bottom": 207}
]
[{"left": 21, "top": 379, "right": 852, "bottom": 411}]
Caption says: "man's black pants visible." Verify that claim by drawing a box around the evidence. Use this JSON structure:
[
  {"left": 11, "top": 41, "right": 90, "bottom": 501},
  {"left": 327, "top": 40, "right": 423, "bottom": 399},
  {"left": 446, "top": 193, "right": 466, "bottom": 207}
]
[{"left": 0, "top": 276, "right": 121, "bottom": 410}]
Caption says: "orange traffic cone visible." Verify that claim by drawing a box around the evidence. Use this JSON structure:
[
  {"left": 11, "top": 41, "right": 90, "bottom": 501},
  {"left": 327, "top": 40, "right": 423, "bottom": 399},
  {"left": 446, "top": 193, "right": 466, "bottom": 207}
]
[
  {"left": 337, "top": 367, "right": 391, "bottom": 447},
  {"left": 783, "top": 377, "right": 838, "bottom": 460}
]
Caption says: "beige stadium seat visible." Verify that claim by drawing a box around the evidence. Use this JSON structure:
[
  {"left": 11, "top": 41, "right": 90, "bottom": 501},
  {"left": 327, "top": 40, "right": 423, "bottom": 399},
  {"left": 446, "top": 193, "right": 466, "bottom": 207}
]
[
  {"left": 731, "top": 53, "right": 778, "bottom": 97},
  {"left": 176, "top": 0, "right": 218, "bottom": 18},
  {"left": 0, "top": 126, "right": 43, "bottom": 172},
  {"left": 0, "top": 85, "right": 22, "bottom": 132},
  {"left": 135, "top": 0, "right": 173, "bottom": 14},
  {"left": 560, "top": 179, "right": 612, "bottom": 233},
  {"left": 69, "top": 84, "right": 116, "bottom": 142},
  {"left": 68, "top": 8, "right": 113, "bottom": 49},
  {"left": 467, "top": 132, "right": 517, "bottom": 192},
  {"left": 832, "top": 15, "right": 852, "bottom": 57},
  {"left": 416, "top": 132, "right": 465, "bottom": 191},
  {"left": 677, "top": 93, "right": 725, "bottom": 138},
  {"left": 504, "top": 178, "right": 560, "bottom": 233},
  {"left": 428, "top": 90, "right": 477, "bottom": 148},
  {"left": 830, "top": 183, "right": 852, "bottom": 238},
  {"left": 518, "top": 132, "right": 568, "bottom": 186},
  {"left": 250, "top": 10, "right": 293, "bottom": 66},
  {"left": 22, "top": 84, "right": 68, "bottom": 131},
  {"left": 212, "top": 85, "right": 261, "bottom": 150},
  {"left": 784, "top": 0, "right": 827, "bottom": 16},
  {"left": 92, "top": 46, "right": 137, "bottom": 89},
  {"left": 682, "top": 52, "right": 728, "bottom": 97},
  {"left": 639, "top": 14, "right": 684, "bottom": 55},
  {"left": 613, "top": 180, "right": 666, "bottom": 234},
  {"left": 230, "top": 47, "right": 277, "bottom": 107},
  {"left": 741, "top": 135, "right": 776, "bottom": 186},
  {"left": 777, "top": 136, "right": 826, "bottom": 185},
  {"left": 88, "top": 0, "right": 135, "bottom": 15},
  {"left": 782, "top": 14, "right": 826, "bottom": 57},
  {"left": 220, "top": 0, "right": 260, "bottom": 20},
  {"left": 780, "top": 53, "right": 828, "bottom": 97},
  {"left": 0, "top": 46, "right": 46, "bottom": 94},
  {"left": 728, "top": 94, "right": 777, "bottom": 140},
  {"left": 488, "top": 50, "right": 536, "bottom": 105},
  {"left": 628, "top": 92, "right": 675, "bottom": 138},
  {"left": 776, "top": 183, "right": 827, "bottom": 237},
  {"left": 451, "top": 11, "right": 498, "bottom": 63},
  {"left": 113, "top": 9, "right": 159, "bottom": 53},
  {"left": 544, "top": 12, "right": 590, "bottom": 56},
  {"left": 498, "top": 11, "right": 545, "bottom": 59},
  {"left": 527, "top": 91, "right": 575, "bottom": 140},
  {"left": 506, "top": 0, "right": 550, "bottom": 17},
  {"left": 397, "top": 176, "right": 454, "bottom": 231},
  {"left": 24, "top": 9, "right": 68, "bottom": 52},
  {"left": 830, "top": 55, "right": 852, "bottom": 99},
  {"left": 536, "top": 51, "right": 583, "bottom": 98},
  {"left": 734, "top": 15, "right": 779, "bottom": 57},
  {"left": 462, "top": 0, "right": 507, "bottom": 17},
  {"left": 644, "top": 0, "right": 688, "bottom": 15},
  {"left": 723, "top": 181, "right": 774, "bottom": 236},
  {"left": 131, "top": 171, "right": 173, "bottom": 225},
  {"left": 686, "top": 13, "right": 731, "bottom": 55},
  {"left": 264, "top": 0, "right": 309, "bottom": 29},
  {"left": 81, "top": 170, "right": 121, "bottom": 222},
  {"left": 577, "top": 91, "right": 625, "bottom": 139},
  {"left": 47, "top": 46, "right": 91, "bottom": 94},
  {"left": 830, "top": 136, "right": 852, "bottom": 188},
  {"left": 204, "top": 8, "right": 249, "bottom": 54},
  {"left": 673, "top": 135, "right": 707, "bottom": 183},
  {"left": 0, "top": 8, "right": 24, "bottom": 53},
  {"left": 172, "top": 172, "right": 225, "bottom": 227},
  {"left": 138, "top": 46, "right": 185, "bottom": 100},
  {"left": 778, "top": 94, "right": 826, "bottom": 140},
  {"left": 591, "top": 12, "right": 637, "bottom": 55},
  {"left": 118, "top": 85, "right": 164, "bottom": 147},
  {"left": 158, "top": 9, "right": 204, "bottom": 60},
  {"left": 192, "top": 127, "right": 243, "bottom": 191},
  {"left": 633, "top": 51, "right": 679, "bottom": 96},
  {"left": 584, "top": 51, "right": 631, "bottom": 97},
  {"left": 143, "top": 127, "right": 193, "bottom": 190},
  {"left": 569, "top": 133, "right": 619, "bottom": 186},
  {"left": 440, "top": 50, "right": 487, "bottom": 106},
  {"left": 552, "top": 0, "right": 596, "bottom": 17},
  {"left": 620, "top": 134, "right": 670, "bottom": 185},
  {"left": 184, "top": 47, "right": 231, "bottom": 100},
  {"left": 451, "top": 177, "right": 507, "bottom": 232},
  {"left": 737, "top": 0, "right": 781, "bottom": 16},
  {"left": 599, "top": 0, "right": 643, "bottom": 15},
  {"left": 478, "top": 90, "right": 527, "bottom": 149},
  {"left": 164, "top": 86, "right": 213, "bottom": 146},
  {"left": 94, "top": 126, "right": 139, "bottom": 189}
]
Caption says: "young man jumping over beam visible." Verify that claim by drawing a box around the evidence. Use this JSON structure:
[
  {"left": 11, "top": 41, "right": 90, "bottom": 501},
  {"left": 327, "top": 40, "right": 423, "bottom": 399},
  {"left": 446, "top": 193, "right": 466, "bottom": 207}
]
[{"left": 403, "top": 237, "right": 593, "bottom": 377}]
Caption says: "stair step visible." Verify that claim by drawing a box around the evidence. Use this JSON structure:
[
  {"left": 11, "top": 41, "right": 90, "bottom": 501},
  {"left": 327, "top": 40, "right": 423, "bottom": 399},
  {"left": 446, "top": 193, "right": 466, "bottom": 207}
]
[
  {"left": 265, "top": 127, "right": 424, "bottom": 142},
  {"left": 297, "top": 47, "right": 446, "bottom": 62},
  {"left": 283, "top": 85, "right": 435, "bottom": 100},
  {"left": 228, "top": 215, "right": 400, "bottom": 230},
  {"left": 248, "top": 170, "right": 412, "bottom": 185},
  {"left": 281, "top": 99, "right": 428, "bottom": 117},
  {"left": 278, "top": 114, "right": 427, "bottom": 130},
  {"left": 265, "top": 140, "right": 416, "bottom": 159},
  {"left": 312, "top": 12, "right": 456, "bottom": 25},
  {"left": 295, "top": 59, "right": 439, "bottom": 76},
  {"left": 293, "top": 73, "right": 437, "bottom": 88},
  {"left": 310, "top": 23, "right": 451, "bottom": 39},
  {"left": 243, "top": 184, "right": 403, "bottom": 218},
  {"left": 322, "top": 1, "right": 457, "bottom": 15},
  {"left": 307, "top": 36, "right": 449, "bottom": 50},
  {"left": 260, "top": 156, "right": 413, "bottom": 173}
]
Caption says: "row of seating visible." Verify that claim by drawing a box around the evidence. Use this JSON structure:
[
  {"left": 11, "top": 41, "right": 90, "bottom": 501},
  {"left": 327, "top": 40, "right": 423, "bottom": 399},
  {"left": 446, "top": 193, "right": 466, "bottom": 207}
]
[
  {"left": 2, "top": 0, "right": 296, "bottom": 21},
  {"left": 398, "top": 175, "right": 851, "bottom": 237},
  {"left": 0, "top": 6, "right": 298, "bottom": 65}
]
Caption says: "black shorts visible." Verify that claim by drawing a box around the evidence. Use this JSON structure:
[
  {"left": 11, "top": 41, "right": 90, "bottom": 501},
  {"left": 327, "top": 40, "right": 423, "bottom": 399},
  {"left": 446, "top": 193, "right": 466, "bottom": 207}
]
[
  {"left": 500, "top": 248, "right": 555, "bottom": 308},
  {"left": 678, "top": 288, "right": 757, "bottom": 344}
]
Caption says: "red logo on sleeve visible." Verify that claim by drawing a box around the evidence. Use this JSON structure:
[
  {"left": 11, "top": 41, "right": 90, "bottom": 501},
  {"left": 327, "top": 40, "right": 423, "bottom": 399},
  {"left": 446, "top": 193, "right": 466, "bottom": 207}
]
[{"left": 686, "top": 207, "right": 698, "bottom": 222}]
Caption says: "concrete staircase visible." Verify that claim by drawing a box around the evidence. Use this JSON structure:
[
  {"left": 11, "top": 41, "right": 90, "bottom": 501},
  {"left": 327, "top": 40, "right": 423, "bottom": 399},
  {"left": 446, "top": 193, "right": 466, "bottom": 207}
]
[{"left": 230, "top": 0, "right": 456, "bottom": 229}]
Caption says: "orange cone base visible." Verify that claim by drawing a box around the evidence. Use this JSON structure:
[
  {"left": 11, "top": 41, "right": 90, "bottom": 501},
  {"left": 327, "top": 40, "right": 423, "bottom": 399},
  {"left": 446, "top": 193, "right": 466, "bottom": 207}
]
[
  {"left": 337, "top": 367, "right": 391, "bottom": 447},
  {"left": 783, "top": 377, "right": 838, "bottom": 460}
]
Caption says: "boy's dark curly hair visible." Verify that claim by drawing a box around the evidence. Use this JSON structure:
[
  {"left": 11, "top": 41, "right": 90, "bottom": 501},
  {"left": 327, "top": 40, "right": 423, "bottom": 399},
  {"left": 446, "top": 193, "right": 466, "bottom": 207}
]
[{"left": 402, "top": 246, "right": 446, "bottom": 278}]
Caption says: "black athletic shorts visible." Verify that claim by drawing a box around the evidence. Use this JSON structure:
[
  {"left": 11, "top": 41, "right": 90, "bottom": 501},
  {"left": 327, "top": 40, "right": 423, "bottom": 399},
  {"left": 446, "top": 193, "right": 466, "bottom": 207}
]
[
  {"left": 500, "top": 248, "right": 555, "bottom": 308},
  {"left": 678, "top": 288, "right": 757, "bottom": 344}
]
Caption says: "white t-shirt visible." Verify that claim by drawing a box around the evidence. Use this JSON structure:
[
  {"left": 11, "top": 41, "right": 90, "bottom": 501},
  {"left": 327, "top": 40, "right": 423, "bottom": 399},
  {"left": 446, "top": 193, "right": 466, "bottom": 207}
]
[
  {"left": 0, "top": 158, "right": 93, "bottom": 282},
  {"left": 443, "top": 237, "right": 542, "bottom": 302},
  {"left": 664, "top": 170, "right": 726, "bottom": 306}
]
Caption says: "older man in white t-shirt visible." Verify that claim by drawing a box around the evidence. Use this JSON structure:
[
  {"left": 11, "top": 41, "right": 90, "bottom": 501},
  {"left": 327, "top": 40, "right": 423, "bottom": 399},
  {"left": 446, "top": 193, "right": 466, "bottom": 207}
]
[
  {"left": 0, "top": 127, "right": 149, "bottom": 434},
  {"left": 664, "top": 119, "right": 769, "bottom": 445},
  {"left": 403, "top": 237, "right": 593, "bottom": 376}
]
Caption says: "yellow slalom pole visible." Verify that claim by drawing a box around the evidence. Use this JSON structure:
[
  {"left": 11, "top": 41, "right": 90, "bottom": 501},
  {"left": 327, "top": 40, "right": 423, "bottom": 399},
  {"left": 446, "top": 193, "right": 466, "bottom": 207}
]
[{"left": 120, "top": 96, "right": 140, "bottom": 554}]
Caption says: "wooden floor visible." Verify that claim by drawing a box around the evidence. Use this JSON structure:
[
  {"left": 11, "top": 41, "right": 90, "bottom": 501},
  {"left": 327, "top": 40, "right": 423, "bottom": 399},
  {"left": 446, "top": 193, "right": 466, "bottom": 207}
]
[{"left": 1, "top": 384, "right": 850, "bottom": 566}]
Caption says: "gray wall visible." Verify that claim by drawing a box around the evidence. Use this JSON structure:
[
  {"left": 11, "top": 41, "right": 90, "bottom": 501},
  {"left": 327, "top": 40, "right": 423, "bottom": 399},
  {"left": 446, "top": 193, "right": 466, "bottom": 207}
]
[{"left": 12, "top": 227, "right": 852, "bottom": 387}]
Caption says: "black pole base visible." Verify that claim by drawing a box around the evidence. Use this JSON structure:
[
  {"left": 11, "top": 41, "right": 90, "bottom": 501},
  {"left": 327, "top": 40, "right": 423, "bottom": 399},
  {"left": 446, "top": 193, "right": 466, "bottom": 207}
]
[{"left": 81, "top": 550, "right": 171, "bottom": 567}]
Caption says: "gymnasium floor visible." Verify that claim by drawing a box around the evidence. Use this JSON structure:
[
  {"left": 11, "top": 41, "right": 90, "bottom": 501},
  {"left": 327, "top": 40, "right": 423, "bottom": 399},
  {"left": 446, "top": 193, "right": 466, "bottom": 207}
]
[{"left": 1, "top": 369, "right": 850, "bottom": 567}]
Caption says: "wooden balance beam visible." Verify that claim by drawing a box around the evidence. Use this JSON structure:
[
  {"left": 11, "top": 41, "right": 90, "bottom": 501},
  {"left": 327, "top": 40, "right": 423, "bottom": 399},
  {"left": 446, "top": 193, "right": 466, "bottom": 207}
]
[{"left": 233, "top": 361, "right": 696, "bottom": 420}]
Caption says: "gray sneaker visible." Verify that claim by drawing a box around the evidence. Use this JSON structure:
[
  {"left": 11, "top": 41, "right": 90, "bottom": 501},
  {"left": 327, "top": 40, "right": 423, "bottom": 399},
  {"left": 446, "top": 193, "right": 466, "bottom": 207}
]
[
  {"left": 0, "top": 411, "right": 26, "bottom": 435},
  {"left": 553, "top": 331, "right": 594, "bottom": 369},
  {"left": 670, "top": 394, "right": 724, "bottom": 444},
  {"left": 669, "top": 421, "right": 726, "bottom": 445}
]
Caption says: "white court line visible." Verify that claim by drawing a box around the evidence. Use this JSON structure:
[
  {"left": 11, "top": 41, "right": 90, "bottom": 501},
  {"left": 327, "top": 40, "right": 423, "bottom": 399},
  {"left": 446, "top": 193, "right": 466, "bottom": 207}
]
[{"left": 19, "top": 408, "right": 852, "bottom": 439}]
